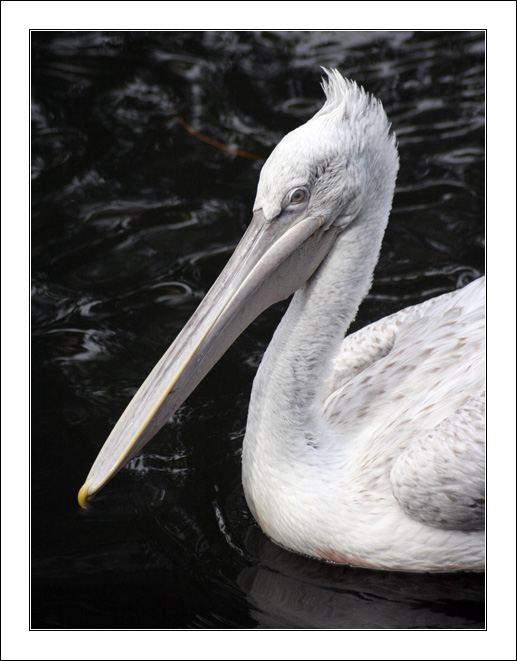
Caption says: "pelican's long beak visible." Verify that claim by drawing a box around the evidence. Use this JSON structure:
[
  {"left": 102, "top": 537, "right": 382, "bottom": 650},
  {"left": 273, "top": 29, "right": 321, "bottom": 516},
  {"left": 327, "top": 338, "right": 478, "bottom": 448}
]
[{"left": 78, "top": 209, "right": 338, "bottom": 507}]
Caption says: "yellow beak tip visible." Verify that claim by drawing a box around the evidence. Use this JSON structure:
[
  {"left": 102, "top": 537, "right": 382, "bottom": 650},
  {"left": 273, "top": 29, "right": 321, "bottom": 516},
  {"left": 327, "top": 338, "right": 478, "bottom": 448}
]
[{"left": 78, "top": 481, "right": 93, "bottom": 509}]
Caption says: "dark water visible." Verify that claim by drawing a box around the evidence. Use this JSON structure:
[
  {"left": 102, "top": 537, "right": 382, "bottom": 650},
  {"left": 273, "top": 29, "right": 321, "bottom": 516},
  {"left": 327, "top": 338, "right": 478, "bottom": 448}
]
[{"left": 31, "top": 31, "right": 485, "bottom": 629}]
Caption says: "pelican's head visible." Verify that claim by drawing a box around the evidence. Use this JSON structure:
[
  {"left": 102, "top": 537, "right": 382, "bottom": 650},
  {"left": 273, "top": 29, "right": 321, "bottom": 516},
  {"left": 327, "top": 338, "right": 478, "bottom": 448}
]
[
  {"left": 254, "top": 70, "right": 398, "bottom": 231},
  {"left": 78, "top": 69, "right": 398, "bottom": 507}
]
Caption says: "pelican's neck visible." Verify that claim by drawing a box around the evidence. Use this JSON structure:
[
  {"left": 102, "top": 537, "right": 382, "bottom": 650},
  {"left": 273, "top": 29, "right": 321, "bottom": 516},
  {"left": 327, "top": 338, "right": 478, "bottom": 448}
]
[{"left": 245, "top": 211, "right": 388, "bottom": 455}]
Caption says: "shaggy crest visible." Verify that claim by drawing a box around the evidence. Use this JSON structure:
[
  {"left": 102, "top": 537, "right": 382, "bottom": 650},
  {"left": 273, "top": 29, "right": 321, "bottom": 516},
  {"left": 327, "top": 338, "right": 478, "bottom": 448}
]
[{"left": 316, "top": 68, "right": 395, "bottom": 145}]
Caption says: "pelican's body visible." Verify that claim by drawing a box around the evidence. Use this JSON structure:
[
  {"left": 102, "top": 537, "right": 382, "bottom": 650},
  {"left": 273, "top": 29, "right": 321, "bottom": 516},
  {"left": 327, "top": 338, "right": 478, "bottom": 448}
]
[
  {"left": 79, "top": 70, "right": 485, "bottom": 571},
  {"left": 243, "top": 278, "right": 485, "bottom": 570}
]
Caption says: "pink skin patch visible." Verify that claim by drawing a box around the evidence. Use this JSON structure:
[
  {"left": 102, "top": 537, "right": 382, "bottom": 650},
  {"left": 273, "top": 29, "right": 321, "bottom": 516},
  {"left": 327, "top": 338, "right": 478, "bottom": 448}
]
[
  {"left": 254, "top": 512, "right": 269, "bottom": 537},
  {"left": 317, "top": 547, "right": 380, "bottom": 568},
  {"left": 248, "top": 500, "right": 270, "bottom": 538},
  {"left": 317, "top": 548, "right": 470, "bottom": 572}
]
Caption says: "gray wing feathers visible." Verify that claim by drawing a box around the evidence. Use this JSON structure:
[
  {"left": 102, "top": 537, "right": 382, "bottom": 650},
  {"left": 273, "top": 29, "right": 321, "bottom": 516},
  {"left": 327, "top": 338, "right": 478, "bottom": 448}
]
[{"left": 391, "top": 393, "right": 485, "bottom": 531}]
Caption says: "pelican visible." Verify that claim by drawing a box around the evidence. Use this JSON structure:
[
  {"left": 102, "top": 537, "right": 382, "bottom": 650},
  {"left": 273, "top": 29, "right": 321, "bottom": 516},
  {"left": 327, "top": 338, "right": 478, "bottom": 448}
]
[{"left": 79, "top": 70, "right": 485, "bottom": 572}]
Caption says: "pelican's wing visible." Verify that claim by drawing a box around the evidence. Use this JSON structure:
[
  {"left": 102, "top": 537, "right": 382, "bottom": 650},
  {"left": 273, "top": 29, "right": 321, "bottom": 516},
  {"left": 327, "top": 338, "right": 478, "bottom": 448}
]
[
  {"left": 323, "top": 278, "right": 485, "bottom": 530},
  {"left": 322, "top": 277, "right": 485, "bottom": 532},
  {"left": 322, "top": 277, "right": 485, "bottom": 429},
  {"left": 322, "top": 301, "right": 415, "bottom": 405},
  {"left": 390, "top": 392, "right": 485, "bottom": 530}
]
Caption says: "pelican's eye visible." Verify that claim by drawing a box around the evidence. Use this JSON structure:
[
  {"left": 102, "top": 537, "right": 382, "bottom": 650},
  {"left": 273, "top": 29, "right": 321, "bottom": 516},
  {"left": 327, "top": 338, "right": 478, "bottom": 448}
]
[{"left": 288, "top": 188, "right": 308, "bottom": 205}]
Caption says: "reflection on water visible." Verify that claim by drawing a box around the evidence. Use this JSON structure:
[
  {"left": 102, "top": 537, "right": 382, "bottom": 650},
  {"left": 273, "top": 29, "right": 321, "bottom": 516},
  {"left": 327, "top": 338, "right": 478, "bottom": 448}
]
[
  {"left": 241, "top": 528, "right": 485, "bottom": 629},
  {"left": 31, "top": 31, "right": 485, "bottom": 629}
]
